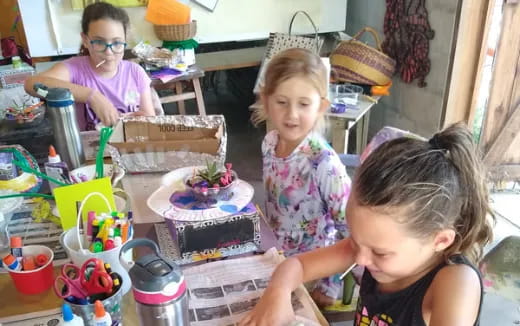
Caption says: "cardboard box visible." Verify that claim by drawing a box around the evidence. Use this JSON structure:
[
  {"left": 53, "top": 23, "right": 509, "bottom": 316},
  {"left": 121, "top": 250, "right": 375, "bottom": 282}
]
[{"left": 109, "top": 115, "right": 226, "bottom": 173}]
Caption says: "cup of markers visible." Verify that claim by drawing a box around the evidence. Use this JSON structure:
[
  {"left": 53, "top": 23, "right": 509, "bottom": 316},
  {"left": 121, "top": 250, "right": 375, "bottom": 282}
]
[
  {"left": 3, "top": 243, "right": 54, "bottom": 295},
  {"left": 60, "top": 210, "right": 134, "bottom": 295}
]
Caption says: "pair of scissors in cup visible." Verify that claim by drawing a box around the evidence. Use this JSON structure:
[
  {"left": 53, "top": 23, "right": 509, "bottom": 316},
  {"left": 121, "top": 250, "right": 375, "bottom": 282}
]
[{"left": 53, "top": 258, "right": 113, "bottom": 299}]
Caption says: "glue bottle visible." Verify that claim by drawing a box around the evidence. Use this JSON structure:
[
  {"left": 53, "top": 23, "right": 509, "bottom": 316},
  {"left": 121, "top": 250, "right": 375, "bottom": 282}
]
[
  {"left": 62, "top": 303, "right": 84, "bottom": 326},
  {"left": 93, "top": 300, "right": 112, "bottom": 326},
  {"left": 44, "top": 145, "right": 70, "bottom": 192}
]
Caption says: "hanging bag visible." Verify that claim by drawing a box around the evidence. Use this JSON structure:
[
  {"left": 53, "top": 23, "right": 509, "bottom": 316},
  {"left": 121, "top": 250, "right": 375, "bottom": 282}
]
[
  {"left": 330, "top": 27, "right": 396, "bottom": 85},
  {"left": 254, "top": 11, "right": 324, "bottom": 93}
]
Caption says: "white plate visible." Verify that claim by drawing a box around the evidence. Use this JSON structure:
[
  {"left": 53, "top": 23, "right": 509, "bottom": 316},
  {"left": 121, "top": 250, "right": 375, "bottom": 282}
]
[{"left": 147, "top": 166, "right": 254, "bottom": 222}]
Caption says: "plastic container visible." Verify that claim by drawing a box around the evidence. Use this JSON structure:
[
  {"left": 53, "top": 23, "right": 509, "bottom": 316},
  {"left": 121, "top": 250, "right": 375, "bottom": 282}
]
[
  {"left": 7, "top": 245, "right": 54, "bottom": 295},
  {"left": 67, "top": 282, "right": 123, "bottom": 326},
  {"left": 329, "top": 84, "right": 364, "bottom": 113}
]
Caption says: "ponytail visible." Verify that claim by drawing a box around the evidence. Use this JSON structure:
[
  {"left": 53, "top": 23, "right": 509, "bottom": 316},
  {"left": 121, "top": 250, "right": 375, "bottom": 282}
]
[
  {"left": 428, "top": 123, "right": 495, "bottom": 263},
  {"left": 355, "top": 122, "right": 495, "bottom": 265}
]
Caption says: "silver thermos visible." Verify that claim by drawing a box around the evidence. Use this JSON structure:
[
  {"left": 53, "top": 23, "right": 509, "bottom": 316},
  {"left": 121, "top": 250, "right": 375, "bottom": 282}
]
[
  {"left": 34, "top": 83, "right": 85, "bottom": 169},
  {"left": 120, "top": 239, "right": 189, "bottom": 326}
]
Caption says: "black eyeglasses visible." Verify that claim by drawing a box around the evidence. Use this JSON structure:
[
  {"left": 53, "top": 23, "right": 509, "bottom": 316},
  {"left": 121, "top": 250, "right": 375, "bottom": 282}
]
[{"left": 88, "top": 37, "right": 127, "bottom": 53}]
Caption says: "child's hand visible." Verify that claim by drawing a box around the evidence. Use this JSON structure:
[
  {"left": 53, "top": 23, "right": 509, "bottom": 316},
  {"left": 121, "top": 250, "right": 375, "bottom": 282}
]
[
  {"left": 310, "top": 288, "right": 335, "bottom": 308},
  {"left": 239, "top": 288, "right": 294, "bottom": 326},
  {"left": 89, "top": 91, "right": 120, "bottom": 126}
]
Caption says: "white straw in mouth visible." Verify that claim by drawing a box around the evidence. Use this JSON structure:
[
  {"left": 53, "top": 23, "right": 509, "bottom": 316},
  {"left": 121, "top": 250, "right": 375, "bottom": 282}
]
[
  {"left": 95, "top": 59, "right": 106, "bottom": 68},
  {"left": 339, "top": 263, "right": 357, "bottom": 280}
]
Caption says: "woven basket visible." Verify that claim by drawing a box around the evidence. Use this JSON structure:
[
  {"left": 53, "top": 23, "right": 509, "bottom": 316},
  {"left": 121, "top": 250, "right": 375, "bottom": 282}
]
[
  {"left": 330, "top": 27, "right": 396, "bottom": 86},
  {"left": 154, "top": 20, "right": 197, "bottom": 41}
]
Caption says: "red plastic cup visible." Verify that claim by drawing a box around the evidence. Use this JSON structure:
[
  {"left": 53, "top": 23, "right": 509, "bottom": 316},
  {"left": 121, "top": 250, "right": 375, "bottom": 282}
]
[{"left": 8, "top": 245, "right": 54, "bottom": 295}]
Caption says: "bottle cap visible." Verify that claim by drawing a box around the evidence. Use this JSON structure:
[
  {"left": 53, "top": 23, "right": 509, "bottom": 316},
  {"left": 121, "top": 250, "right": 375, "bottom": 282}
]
[
  {"left": 35, "top": 254, "right": 49, "bottom": 267},
  {"left": 92, "top": 241, "right": 103, "bottom": 253},
  {"left": 94, "top": 300, "right": 106, "bottom": 318},
  {"left": 48, "top": 145, "right": 61, "bottom": 163},
  {"left": 104, "top": 239, "right": 115, "bottom": 251},
  {"left": 2, "top": 254, "right": 16, "bottom": 266},
  {"left": 10, "top": 236, "right": 22, "bottom": 248},
  {"left": 62, "top": 303, "right": 74, "bottom": 322}
]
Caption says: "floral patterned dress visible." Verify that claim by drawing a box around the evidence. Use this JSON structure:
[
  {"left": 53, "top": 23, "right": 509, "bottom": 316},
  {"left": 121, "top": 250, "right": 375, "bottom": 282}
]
[{"left": 262, "top": 130, "right": 351, "bottom": 297}]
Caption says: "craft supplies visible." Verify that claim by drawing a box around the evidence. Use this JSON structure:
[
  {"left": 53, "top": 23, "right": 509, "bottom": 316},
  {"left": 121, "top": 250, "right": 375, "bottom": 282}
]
[
  {"left": 44, "top": 145, "right": 71, "bottom": 192},
  {"left": 95, "top": 127, "right": 113, "bottom": 179},
  {"left": 0, "top": 152, "right": 17, "bottom": 180},
  {"left": 3, "top": 254, "right": 21, "bottom": 271},
  {"left": 93, "top": 300, "right": 112, "bottom": 326},
  {"left": 54, "top": 258, "right": 113, "bottom": 300},
  {"left": 22, "top": 255, "right": 36, "bottom": 271},
  {"left": 8, "top": 245, "right": 55, "bottom": 295},
  {"left": 87, "top": 211, "right": 95, "bottom": 242},
  {"left": 0, "top": 145, "right": 42, "bottom": 193},
  {"left": 36, "top": 253, "right": 49, "bottom": 267},
  {"left": 12, "top": 158, "right": 68, "bottom": 187},
  {"left": 62, "top": 303, "right": 85, "bottom": 326},
  {"left": 10, "top": 236, "right": 23, "bottom": 261},
  {"left": 0, "top": 62, "right": 34, "bottom": 88}
]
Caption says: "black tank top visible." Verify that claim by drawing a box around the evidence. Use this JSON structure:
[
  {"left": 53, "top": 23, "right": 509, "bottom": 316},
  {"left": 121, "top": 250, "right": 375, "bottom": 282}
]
[{"left": 354, "top": 255, "right": 483, "bottom": 326}]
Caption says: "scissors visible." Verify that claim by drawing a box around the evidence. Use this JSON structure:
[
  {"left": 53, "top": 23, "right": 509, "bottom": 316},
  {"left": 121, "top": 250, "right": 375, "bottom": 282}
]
[
  {"left": 53, "top": 258, "right": 113, "bottom": 299},
  {"left": 54, "top": 263, "right": 89, "bottom": 299},
  {"left": 80, "top": 258, "right": 113, "bottom": 296}
]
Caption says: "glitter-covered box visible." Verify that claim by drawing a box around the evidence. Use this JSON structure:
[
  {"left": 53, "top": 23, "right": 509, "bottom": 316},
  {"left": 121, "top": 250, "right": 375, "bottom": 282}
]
[{"left": 165, "top": 203, "right": 261, "bottom": 264}]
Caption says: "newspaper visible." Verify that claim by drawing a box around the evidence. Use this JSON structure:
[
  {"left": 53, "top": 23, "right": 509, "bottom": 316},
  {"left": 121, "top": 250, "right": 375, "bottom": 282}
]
[
  {"left": 0, "top": 201, "right": 69, "bottom": 273},
  {"left": 182, "top": 248, "right": 323, "bottom": 326}
]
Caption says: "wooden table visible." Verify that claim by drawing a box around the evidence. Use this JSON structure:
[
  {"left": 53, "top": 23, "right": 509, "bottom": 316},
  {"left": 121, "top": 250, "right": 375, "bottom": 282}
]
[
  {"left": 0, "top": 173, "right": 329, "bottom": 325},
  {"left": 151, "top": 65, "right": 206, "bottom": 116},
  {"left": 326, "top": 96, "right": 379, "bottom": 154}
]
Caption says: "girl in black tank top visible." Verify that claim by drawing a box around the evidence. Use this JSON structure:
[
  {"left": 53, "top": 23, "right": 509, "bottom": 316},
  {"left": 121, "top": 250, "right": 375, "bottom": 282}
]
[
  {"left": 355, "top": 255, "right": 483, "bottom": 326},
  {"left": 239, "top": 124, "right": 494, "bottom": 326}
]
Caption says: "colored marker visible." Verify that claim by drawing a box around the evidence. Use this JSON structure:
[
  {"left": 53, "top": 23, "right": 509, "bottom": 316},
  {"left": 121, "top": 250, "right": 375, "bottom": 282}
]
[
  {"left": 87, "top": 211, "right": 96, "bottom": 242},
  {"left": 121, "top": 222, "right": 129, "bottom": 243}
]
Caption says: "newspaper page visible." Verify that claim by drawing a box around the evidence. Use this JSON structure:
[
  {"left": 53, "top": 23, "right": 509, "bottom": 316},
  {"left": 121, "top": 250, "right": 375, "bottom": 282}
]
[
  {"left": 0, "top": 201, "right": 69, "bottom": 273},
  {"left": 183, "top": 247, "right": 323, "bottom": 326}
]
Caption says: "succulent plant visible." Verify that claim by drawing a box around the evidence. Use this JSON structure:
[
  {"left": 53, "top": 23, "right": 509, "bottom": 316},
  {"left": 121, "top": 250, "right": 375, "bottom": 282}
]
[{"left": 196, "top": 161, "right": 221, "bottom": 185}]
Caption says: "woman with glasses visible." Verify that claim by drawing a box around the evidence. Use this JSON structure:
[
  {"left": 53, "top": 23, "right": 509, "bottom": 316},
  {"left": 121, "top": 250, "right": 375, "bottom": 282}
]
[{"left": 25, "top": 2, "right": 155, "bottom": 130}]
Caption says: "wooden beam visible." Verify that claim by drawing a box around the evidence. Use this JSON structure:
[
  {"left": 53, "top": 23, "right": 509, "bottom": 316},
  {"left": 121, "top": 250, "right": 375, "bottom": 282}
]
[
  {"left": 483, "top": 103, "right": 520, "bottom": 166},
  {"left": 443, "top": 0, "right": 494, "bottom": 127},
  {"left": 481, "top": 3, "right": 520, "bottom": 151}
]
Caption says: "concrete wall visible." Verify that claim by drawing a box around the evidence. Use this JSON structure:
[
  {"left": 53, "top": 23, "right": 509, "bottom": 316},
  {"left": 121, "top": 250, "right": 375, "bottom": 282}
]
[{"left": 345, "top": 0, "right": 459, "bottom": 138}]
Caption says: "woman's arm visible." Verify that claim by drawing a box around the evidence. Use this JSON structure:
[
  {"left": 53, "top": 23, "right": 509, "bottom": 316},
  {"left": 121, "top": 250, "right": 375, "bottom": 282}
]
[
  {"left": 428, "top": 264, "right": 481, "bottom": 326},
  {"left": 239, "top": 239, "right": 355, "bottom": 326},
  {"left": 25, "top": 63, "right": 120, "bottom": 126}
]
